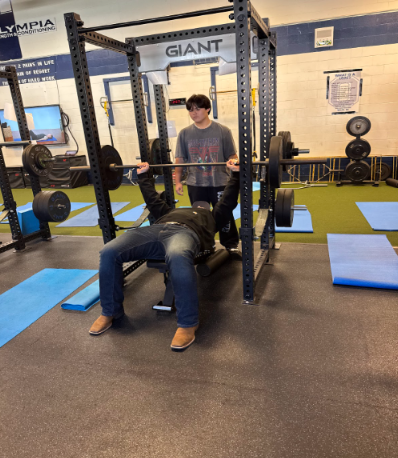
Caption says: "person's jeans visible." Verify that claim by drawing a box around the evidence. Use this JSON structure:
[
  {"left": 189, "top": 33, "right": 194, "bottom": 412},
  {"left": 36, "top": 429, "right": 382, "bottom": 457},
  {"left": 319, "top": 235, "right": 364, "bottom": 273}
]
[{"left": 99, "top": 224, "right": 201, "bottom": 327}]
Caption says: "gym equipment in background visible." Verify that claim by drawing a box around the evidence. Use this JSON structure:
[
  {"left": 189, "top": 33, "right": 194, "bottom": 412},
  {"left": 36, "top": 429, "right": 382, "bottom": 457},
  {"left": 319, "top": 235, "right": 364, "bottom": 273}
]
[{"left": 339, "top": 116, "right": 391, "bottom": 186}]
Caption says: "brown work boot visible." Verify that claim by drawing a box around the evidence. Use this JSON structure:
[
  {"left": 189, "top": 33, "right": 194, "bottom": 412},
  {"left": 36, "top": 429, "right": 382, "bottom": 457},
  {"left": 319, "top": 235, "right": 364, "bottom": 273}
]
[
  {"left": 170, "top": 325, "right": 199, "bottom": 352},
  {"left": 89, "top": 311, "right": 124, "bottom": 336}
]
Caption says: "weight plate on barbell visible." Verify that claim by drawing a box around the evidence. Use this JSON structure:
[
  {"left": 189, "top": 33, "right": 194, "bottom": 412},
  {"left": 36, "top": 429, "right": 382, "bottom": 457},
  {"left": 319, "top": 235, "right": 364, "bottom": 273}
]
[
  {"left": 149, "top": 138, "right": 163, "bottom": 176},
  {"left": 345, "top": 160, "right": 370, "bottom": 183},
  {"left": 269, "top": 136, "right": 283, "bottom": 188},
  {"left": 275, "top": 188, "right": 295, "bottom": 227},
  {"left": 370, "top": 162, "right": 391, "bottom": 181},
  {"left": 101, "top": 145, "right": 124, "bottom": 191},
  {"left": 33, "top": 191, "right": 71, "bottom": 223},
  {"left": 346, "top": 116, "right": 371, "bottom": 137},
  {"left": 345, "top": 138, "right": 371, "bottom": 160},
  {"left": 22, "top": 144, "right": 54, "bottom": 177},
  {"left": 277, "top": 131, "right": 292, "bottom": 160}
]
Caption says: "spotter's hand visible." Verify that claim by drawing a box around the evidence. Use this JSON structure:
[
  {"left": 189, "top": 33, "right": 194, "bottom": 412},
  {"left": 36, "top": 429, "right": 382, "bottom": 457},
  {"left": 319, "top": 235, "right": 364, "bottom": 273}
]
[
  {"left": 226, "top": 159, "right": 240, "bottom": 172},
  {"left": 137, "top": 162, "right": 150, "bottom": 174}
]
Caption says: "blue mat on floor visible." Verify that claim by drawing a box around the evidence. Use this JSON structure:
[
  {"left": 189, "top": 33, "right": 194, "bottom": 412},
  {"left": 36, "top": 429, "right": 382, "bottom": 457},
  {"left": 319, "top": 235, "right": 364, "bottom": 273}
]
[
  {"left": 233, "top": 204, "right": 259, "bottom": 220},
  {"left": 276, "top": 206, "right": 313, "bottom": 233},
  {"left": 327, "top": 234, "right": 398, "bottom": 290},
  {"left": 252, "top": 182, "right": 260, "bottom": 191},
  {"left": 356, "top": 202, "right": 398, "bottom": 231},
  {"left": 56, "top": 202, "right": 129, "bottom": 227},
  {"left": 0, "top": 268, "right": 98, "bottom": 347},
  {"left": 1, "top": 202, "right": 95, "bottom": 224},
  {"left": 233, "top": 204, "right": 313, "bottom": 233},
  {"left": 61, "top": 280, "right": 100, "bottom": 311},
  {"left": 115, "top": 204, "right": 145, "bottom": 221}
]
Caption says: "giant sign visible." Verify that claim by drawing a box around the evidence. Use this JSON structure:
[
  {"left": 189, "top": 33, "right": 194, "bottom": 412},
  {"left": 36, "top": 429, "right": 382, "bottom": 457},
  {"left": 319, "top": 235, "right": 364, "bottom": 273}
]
[{"left": 136, "top": 33, "right": 257, "bottom": 72}]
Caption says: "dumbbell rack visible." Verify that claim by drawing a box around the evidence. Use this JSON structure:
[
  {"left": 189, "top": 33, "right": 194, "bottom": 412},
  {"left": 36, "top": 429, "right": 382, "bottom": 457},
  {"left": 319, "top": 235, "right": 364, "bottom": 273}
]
[{"left": 0, "top": 67, "right": 52, "bottom": 254}]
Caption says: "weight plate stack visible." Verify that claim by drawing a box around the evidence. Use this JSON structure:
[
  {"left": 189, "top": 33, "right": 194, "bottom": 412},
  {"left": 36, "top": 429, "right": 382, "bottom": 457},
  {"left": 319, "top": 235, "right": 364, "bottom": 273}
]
[
  {"left": 346, "top": 116, "right": 371, "bottom": 137},
  {"left": 33, "top": 191, "right": 71, "bottom": 222},
  {"left": 269, "top": 136, "right": 283, "bottom": 188},
  {"left": 101, "top": 145, "right": 124, "bottom": 191},
  {"left": 22, "top": 144, "right": 54, "bottom": 177},
  {"left": 345, "top": 138, "right": 371, "bottom": 160},
  {"left": 370, "top": 162, "right": 391, "bottom": 181},
  {"left": 345, "top": 160, "right": 371, "bottom": 183},
  {"left": 275, "top": 188, "right": 295, "bottom": 227}
]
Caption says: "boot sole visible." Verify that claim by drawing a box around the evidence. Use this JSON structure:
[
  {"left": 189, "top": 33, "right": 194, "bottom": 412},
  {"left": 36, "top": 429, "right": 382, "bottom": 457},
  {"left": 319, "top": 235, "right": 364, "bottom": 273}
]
[
  {"left": 89, "top": 323, "right": 113, "bottom": 336},
  {"left": 170, "top": 336, "right": 195, "bottom": 352},
  {"left": 89, "top": 312, "right": 125, "bottom": 336}
]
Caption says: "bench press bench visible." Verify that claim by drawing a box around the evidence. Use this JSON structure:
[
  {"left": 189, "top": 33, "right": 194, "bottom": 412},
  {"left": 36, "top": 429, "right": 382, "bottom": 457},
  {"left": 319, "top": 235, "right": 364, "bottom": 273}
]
[{"left": 147, "top": 249, "right": 230, "bottom": 312}]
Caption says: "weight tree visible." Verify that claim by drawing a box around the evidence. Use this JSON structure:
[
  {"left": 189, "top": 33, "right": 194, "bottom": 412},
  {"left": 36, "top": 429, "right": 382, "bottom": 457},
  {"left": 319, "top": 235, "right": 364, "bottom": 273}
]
[
  {"left": 64, "top": 1, "right": 277, "bottom": 303},
  {"left": 0, "top": 66, "right": 52, "bottom": 254}
]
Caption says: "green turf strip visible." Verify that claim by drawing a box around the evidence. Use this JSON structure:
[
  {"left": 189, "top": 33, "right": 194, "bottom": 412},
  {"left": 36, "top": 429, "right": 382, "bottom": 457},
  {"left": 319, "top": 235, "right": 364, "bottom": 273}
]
[{"left": 1, "top": 182, "right": 398, "bottom": 246}]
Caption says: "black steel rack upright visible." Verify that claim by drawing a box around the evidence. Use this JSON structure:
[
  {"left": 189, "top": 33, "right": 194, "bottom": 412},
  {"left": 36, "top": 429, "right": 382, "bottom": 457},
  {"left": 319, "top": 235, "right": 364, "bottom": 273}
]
[
  {"left": 0, "top": 66, "right": 51, "bottom": 254},
  {"left": 64, "top": 0, "right": 278, "bottom": 303}
]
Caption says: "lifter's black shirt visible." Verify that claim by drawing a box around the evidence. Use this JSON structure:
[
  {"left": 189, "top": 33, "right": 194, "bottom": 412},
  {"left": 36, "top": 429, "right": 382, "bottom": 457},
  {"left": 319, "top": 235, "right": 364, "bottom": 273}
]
[{"left": 138, "top": 172, "right": 240, "bottom": 252}]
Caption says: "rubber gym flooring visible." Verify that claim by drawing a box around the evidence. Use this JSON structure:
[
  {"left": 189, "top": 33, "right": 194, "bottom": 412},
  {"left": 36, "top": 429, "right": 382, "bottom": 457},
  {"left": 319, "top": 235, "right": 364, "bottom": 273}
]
[{"left": 0, "top": 233, "right": 397, "bottom": 458}]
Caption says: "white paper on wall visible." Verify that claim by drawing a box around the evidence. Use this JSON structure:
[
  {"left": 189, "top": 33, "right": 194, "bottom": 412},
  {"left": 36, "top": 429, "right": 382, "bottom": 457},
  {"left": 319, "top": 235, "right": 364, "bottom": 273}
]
[
  {"left": 4, "top": 102, "right": 17, "bottom": 122},
  {"left": 25, "top": 113, "right": 35, "bottom": 130},
  {"left": 327, "top": 70, "right": 361, "bottom": 114},
  {"left": 167, "top": 120, "right": 177, "bottom": 138}
]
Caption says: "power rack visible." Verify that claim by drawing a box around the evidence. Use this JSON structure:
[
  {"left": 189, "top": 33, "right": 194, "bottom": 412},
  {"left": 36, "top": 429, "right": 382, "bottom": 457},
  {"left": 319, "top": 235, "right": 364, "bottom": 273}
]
[
  {"left": 64, "top": 1, "right": 277, "bottom": 304},
  {"left": 0, "top": 66, "right": 52, "bottom": 254}
]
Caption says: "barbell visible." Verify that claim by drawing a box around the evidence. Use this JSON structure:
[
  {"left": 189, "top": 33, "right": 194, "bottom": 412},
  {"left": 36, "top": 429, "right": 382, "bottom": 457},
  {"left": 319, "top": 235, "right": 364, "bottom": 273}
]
[{"left": 22, "top": 136, "right": 327, "bottom": 191}]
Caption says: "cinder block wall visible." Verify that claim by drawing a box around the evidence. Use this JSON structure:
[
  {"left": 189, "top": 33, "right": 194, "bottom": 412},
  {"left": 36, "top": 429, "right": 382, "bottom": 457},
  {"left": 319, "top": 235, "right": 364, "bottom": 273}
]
[{"left": 1, "top": 5, "right": 398, "bottom": 165}]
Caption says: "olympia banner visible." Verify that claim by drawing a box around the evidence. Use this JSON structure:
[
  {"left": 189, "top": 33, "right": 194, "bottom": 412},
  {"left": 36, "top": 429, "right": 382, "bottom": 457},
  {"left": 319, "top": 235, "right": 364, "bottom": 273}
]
[{"left": 0, "top": 0, "right": 22, "bottom": 61}]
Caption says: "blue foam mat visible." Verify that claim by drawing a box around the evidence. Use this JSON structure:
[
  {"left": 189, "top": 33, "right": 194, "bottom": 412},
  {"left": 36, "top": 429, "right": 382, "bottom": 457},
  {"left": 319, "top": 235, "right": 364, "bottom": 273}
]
[
  {"left": 56, "top": 202, "right": 129, "bottom": 227},
  {"left": 0, "top": 268, "right": 98, "bottom": 347},
  {"left": 1, "top": 202, "right": 94, "bottom": 224},
  {"left": 233, "top": 204, "right": 313, "bottom": 233},
  {"left": 276, "top": 206, "right": 313, "bottom": 233},
  {"left": 327, "top": 234, "right": 398, "bottom": 290},
  {"left": 115, "top": 204, "right": 145, "bottom": 222},
  {"left": 356, "top": 202, "right": 398, "bottom": 231},
  {"left": 61, "top": 280, "right": 100, "bottom": 312}
]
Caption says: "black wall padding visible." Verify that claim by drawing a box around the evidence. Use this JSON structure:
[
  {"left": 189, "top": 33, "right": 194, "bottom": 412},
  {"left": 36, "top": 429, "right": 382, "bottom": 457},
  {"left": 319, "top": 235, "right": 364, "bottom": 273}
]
[
  {"left": 47, "top": 155, "right": 88, "bottom": 189},
  {"left": 386, "top": 178, "right": 398, "bottom": 188},
  {"left": 23, "top": 170, "right": 49, "bottom": 188},
  {"left": 6, "top": 167, "right": 25, "bottom": 188}
]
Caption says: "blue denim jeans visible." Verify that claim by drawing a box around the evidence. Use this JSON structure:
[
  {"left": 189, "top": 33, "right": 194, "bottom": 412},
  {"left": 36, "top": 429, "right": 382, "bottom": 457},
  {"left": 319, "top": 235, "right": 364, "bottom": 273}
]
[{"left": 99, "top": 224, "right": 201, "bottom": 327}]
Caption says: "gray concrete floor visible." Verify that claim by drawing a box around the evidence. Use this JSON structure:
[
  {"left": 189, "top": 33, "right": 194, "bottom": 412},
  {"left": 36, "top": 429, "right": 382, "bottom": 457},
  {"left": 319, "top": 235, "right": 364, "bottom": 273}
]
[{"left": 0, "top": 236, "right": 397, "bottom": 458}]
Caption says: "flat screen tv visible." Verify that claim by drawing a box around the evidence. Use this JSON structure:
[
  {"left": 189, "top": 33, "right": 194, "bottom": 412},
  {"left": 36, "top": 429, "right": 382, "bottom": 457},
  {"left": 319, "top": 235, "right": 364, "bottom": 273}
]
[{"left": 0, "top": 104, "right": 66, "bottom": 145}]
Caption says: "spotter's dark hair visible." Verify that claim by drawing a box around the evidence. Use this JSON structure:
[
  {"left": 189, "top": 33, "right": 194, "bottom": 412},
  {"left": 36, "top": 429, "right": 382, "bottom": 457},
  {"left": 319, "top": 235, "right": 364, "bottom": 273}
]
[{"left": 186, "top": 94, "right": 211, "bottom": 115}]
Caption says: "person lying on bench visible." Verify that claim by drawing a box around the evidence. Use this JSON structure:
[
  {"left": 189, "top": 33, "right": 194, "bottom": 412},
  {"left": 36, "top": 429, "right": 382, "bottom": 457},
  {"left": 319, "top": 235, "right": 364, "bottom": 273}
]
[
  {"left": 29, "top": 130, "right": 54, "bottom": 141},
  {"left": 89, "top": 159, "right": 240, "bottom": 352}
]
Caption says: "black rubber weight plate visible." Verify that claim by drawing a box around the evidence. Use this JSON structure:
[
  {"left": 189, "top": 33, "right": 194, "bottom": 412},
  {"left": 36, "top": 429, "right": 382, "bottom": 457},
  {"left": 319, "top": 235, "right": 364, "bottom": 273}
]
[
  {"left": 345, "top": 160, "right": 370, "bottom": 183},
  {"left": 269, "top": 136, "right": 283, "bottom": 188},
  {"left": 345, "top": 139, "right": 371, "bottom": 160},
  {"left": 282, "top": 189, "right": 294, "bottom": 227},
  {"left": 371, "top": 162, "right": 391, "bottom": 181},
  {"left": 346, "top": 116, "right": 371, "bottom": 137}
]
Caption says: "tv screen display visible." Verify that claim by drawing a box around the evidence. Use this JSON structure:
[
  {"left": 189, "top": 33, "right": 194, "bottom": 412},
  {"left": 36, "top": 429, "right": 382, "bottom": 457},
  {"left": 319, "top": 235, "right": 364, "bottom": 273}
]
[{"left": 0, "top": 104, "right": 66, "bottom": 145}]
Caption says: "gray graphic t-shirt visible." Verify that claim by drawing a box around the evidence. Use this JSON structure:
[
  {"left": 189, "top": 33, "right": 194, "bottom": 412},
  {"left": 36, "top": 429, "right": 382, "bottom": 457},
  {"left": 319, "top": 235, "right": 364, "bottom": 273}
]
[{"left": 175, "top": 121, "right": 237, "bottom": 187}]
